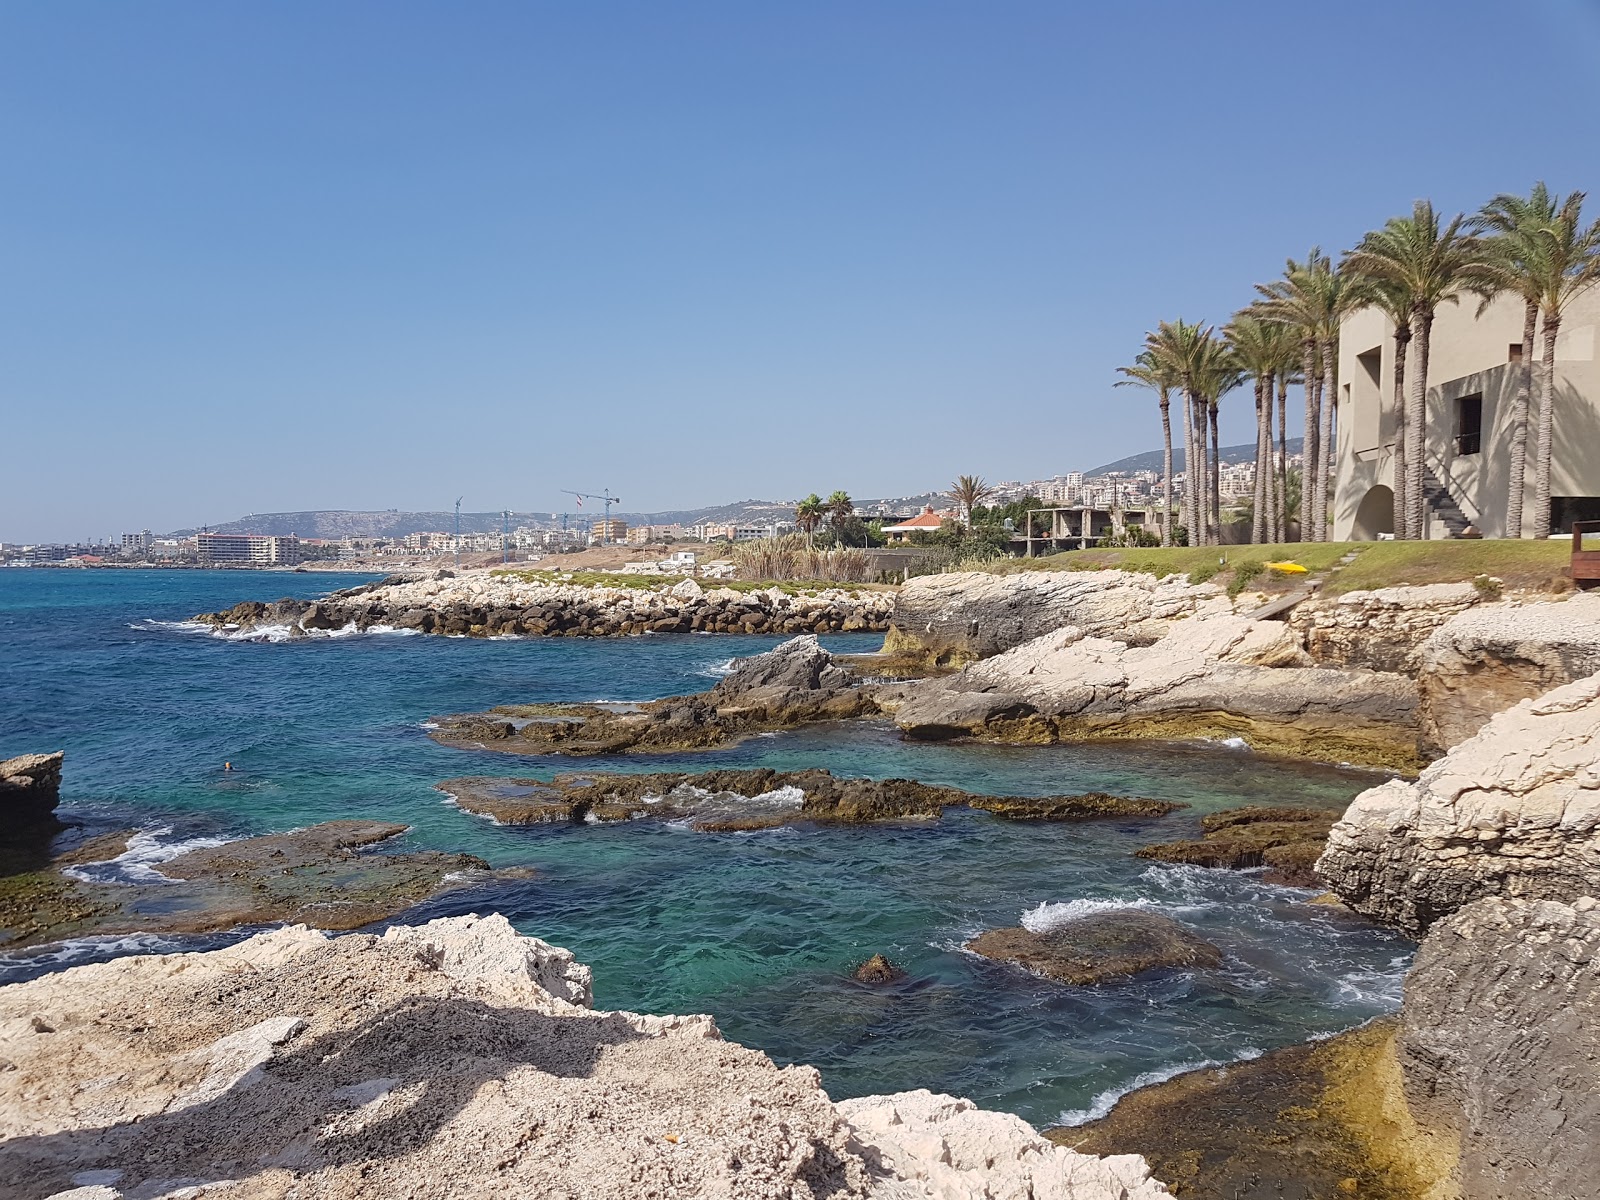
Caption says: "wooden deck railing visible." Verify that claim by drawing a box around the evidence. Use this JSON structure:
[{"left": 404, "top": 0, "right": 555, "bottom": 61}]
[{"left": 1574, "top": 521, "right": 1600, "bottom": 589}]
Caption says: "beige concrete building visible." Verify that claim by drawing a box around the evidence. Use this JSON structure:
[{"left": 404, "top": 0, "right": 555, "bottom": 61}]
[{"left": 1334, "top": 288, "right": 1600, "bottom": 539}]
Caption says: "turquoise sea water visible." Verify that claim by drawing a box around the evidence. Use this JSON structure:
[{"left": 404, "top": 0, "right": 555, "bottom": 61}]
[{"left": 0, "top": 569, "right": 1411, "bottom": 1126}]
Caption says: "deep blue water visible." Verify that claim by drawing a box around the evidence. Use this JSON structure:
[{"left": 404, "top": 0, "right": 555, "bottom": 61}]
[{"left": 0, "top": 568, "right": 1410, "bottom": 1126}]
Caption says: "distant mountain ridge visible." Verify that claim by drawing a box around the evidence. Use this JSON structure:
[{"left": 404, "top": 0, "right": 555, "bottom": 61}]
[
  {"left": 164, "top": 494, "right": 949, "bottom": 540},
  {"left": 1086, "top": 437, "right": 1303, "bottom": 477}
]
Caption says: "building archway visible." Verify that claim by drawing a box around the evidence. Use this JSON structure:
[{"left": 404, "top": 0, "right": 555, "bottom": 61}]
[{"left": 1352, "top": 484, "right": 1395, "bottom": 540}]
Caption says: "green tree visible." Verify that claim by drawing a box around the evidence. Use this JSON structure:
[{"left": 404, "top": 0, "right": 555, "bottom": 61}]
[
  {"left": 794, "top": 493, "right": 824, "bottom": 546},
  {"left": 825, "top": 490, "right": 855, "bottom": 529},
  {"left": 1343, "top": 202, "right": 1493, "bottom": 538},
  {"left": 948, "top": 475, "right": 995, "bottom": 532},
  {"left": 1224, "top": 312, "right": 1288, "bottom": 543},
  {"left": 1145, "top": 319, "right": 1215, "bottom": 543},
  {"left": 1116, "top": 349, "right": 1181, "bottom": 546}
]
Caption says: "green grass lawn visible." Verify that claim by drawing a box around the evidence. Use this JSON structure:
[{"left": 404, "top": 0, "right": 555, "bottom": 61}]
[
  {"left": 984, "top": 539, "right": 1574, "bottom": 597},
  {"left": 490, "top": 568, "right": 892, "bottom": 595}
]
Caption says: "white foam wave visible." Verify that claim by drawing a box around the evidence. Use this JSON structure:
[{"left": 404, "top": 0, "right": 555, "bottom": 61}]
[
  {"left": 1332, "top": 956, "right": 1410, "bottom": 1006},
  {"left": 62, "top": 827, "right": 233, "bottom": 885},
  {"left": 1055, "top": 1046, "right": 1264, "bottom": 1126},
  {"left": 129, "top": 619, "right": 420, "bottom": 643},
  {"left": 1020, "top": 897, "right": 1161, "bottom": 932},
  {"left": 698, "top": 658, "right": 738, "bottom": 678},
  {"left": 749, "top": 785, "right": 805, "bottom": 809},
  {"left": 0, "top": 931, "right": 197, "bottom": 973}
]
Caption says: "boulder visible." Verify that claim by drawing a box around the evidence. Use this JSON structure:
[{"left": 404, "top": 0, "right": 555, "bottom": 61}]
[
  {"left": 0, "top": 752, "right": 64, "bottom": 826},
  {"left": 1416, "top": 593, "right": 1600, "bottom": 754},
  {"left": 852, "top": 954, "right": 907, "bottom": 985},
  {"left": 1401, "top": 895, "right": 1600, "bottom": 1200},
  {"left": 965, "top": 911, "right": 1223, "bottom": 986},
  {"left": 1318, "top": 671, "right": 1600, "bottom": 934}
]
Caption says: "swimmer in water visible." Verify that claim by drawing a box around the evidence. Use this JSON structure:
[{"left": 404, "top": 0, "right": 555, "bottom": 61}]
[{"left": 224, "top": 762, "right": 233, "bottom": 772}]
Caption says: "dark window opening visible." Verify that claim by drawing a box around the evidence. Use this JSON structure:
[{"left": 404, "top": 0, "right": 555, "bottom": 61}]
[
  {"left": 1358, "top": 346, "right": 1382, "bottom": 388},
  {"left": 1455, "top": 393, "right": 1482, "bottom": 456},
  {"left": 1509, "top": 343, "right": 1524, "bottom": 363}
]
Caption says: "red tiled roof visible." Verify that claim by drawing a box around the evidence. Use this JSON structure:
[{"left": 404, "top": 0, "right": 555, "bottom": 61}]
[{"left": 883, "top": 505, "right": 947, "bottom": 531}]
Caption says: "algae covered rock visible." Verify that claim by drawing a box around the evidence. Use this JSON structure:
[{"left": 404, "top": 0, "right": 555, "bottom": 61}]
[
  {"left": 852, "top": 953, "right": 907, "bottom": 984},
  {"left": 966, "top": 911, "right": 1223, "bottom": 986},
  {"left": 1136, "top": 805, "right": 1337, "bottom": 888}
]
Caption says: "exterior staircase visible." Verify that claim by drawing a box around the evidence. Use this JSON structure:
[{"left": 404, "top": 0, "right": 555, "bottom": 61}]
[{"left": 1421, "top": 464, "right": 1473, "bottom": 538}]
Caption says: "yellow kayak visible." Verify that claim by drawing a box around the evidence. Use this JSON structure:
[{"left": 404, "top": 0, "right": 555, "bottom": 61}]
[{"left": 1265, "top": 561, "right": 1308, "bottom": 574}]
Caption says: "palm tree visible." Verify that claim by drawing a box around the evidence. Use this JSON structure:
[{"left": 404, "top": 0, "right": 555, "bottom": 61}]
[
  {"left": 1359, "top": 277, "right": 1419, "bottom": 538},
  {"left": 1192, "top": 336, "right": 1244, "bottom": 541},
  {"left": 795, "top": 494, "right": 824, "bottom": 546},
  {"left": 1523, "top": 191, "right": 1600, "bottom": 536},
  {"left": 1224, "top": 312, "right": 1285, "bottom": 543},
  {"left": 1116, "top": 349, "right": 1182, "bottom": 546},
  {"left": 1472, "top": 184, "right": 1560, "bottom": 538},
  {"left": 1146, "top": 319, "right": 1215, "bottom": 543},
  {"left": 949, "top": 475, "right": 994, "bottom": 533},
  {"left": 1257, "top": 250, "right": 1329, "bottom": 541},
  {"left": 1343, "top": 201, "right": 1493, "bottom": 538},
  {"left": 825, "top": 490, "right": 854, "bottom": 528}
]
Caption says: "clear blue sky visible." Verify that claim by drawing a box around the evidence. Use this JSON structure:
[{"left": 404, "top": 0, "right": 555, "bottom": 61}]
[{"left": 5, "top": 1, "right": 1600, "bottom": 540}]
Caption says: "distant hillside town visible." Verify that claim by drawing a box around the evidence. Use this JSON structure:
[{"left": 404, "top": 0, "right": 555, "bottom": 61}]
[{"left": 2, "top": 439, "right": 1304, "bottom": 567}]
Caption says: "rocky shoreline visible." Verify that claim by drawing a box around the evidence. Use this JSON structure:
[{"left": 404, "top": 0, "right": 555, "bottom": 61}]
[{"left": 194, "top": 570, "right": 895, "bottom": 639}]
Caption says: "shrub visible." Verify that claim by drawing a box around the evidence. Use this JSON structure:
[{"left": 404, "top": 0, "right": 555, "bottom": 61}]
[
  {"left": 730, "top": 534, "right": 871, "bottom": 583},
  {"left": 1227, "top": 559, "right": 1266, "bottom": 597}
]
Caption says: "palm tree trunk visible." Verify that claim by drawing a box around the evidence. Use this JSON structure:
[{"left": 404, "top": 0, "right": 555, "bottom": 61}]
[
  {"left": 1505, "top": 299, "right": 1537, "bottom": 537},
  {"left": 1276, "top": 375, "right": 1288, "bottom": 543},
  {"left": 1160, "top": 391, "right": 1174, "bottom": 548},
  {"left": 1391, "top": 328, "right": 1409, "bottom": 539},
  {"left": 1208, "top": 400, "right": 1221, "bottom": 543},
  {"left": 1534, "top": 313, "right": 1560, "bottom": 537},
  {"left": 1180, "top": 387, "right": 1195, "bottom": 542},
  {"left": 1404, "top": 310, "right": 1432, "bottom": 540},
  {"left": 1299, "top": 340, "right": 1317, "bottom": 541},
  {"left": 1252, "top": 378, "right": 1267, "bottom": 543},
  {"left": 1316, "top": 336, "right": 1337, "bottom": 542}
]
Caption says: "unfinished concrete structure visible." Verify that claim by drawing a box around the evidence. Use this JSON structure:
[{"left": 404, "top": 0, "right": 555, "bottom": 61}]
[{"left": 1333, "top": 289, "right": 1600, "bottom": 539}]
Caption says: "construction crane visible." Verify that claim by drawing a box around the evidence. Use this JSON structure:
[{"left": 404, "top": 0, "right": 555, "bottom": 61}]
[
  {"left": 560, "top": 490, "right": 621, "bottom": 543},
  {"left": 453, "top": 497, "right": 463, "bottom": 569}
]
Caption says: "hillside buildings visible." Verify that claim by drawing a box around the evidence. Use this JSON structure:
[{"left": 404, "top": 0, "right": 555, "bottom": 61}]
[{"left": 1335, "top": 289, "right": 1600, "bottom": 539}]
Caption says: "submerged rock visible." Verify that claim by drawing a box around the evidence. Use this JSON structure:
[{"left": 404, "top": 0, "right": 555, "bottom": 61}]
[
  {"left": 853, "top": 954, "right": 907, "bottom": 985},
  {"left": 0, "top": 914, "right": 1166, "bottom": 1200},
  {"left": 1319, "top": 671, "right": 1600, "bottom": 934},
  {"left": 1136, "top": 805, "right": 1338, "bottom": 888},
  {"left": 966, "top": 911, "right": 1223, "bottom": 986},
  {"left": 438, "top": 768, "right": 1185, "bottom": 831}
]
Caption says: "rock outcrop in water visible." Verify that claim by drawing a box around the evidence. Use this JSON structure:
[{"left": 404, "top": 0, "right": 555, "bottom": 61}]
[
  {"left": 0, "top": 816, "right": 518, "bottom": 951},
  {"left": 1318, "top": 671, "right": 1600, "bottom": 933},
  {"left": 0, "top": 914, "right": 1169, "bottom": 1200},
  {"left": 1415, "top": 592, "right": 1600, "bottom": 755},
  {"left": 1136, "top": 805, "right": 1338, "bottom": 888},
  {"left": 431, "top": 635, "right": 887, "bottom": 756},
  {"left": 882, "top": 569, "right": 1232, "bottom": 668},
  {"left": 887, "top": 615, "right": 1421, "bottom": 770},
  {"left": 440, "top": 768, "right": 1185, "bottom": 830},
  {"left": 0, "top": 752, "right": 65, "bottom": 829},
  {"left": 194, "top": 570, "right": 895, "bottom": 640},
  {"left": 966, "top": 911, "right": 1223, "bottom": 986}
]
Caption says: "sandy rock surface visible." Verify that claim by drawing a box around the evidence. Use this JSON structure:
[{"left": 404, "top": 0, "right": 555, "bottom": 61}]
[
  {"left": 840, "top": 1090, "right": 1168, "bottom": 1200},
  {"left": 1401, "top": 895, "right": 1600, "bottom": 1200},
  {"left": 0, "top": 915, "right": 1163, "bottom": 1200},
  {"left": 1416, "top": 592, "right": 1600, "bottom": 753},
  {"left": 883, "top": 569, "right": 1229, "bottom": 666},
  {"left": 1319, "top": 671, "right": 1600, "bottom": 933}
]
